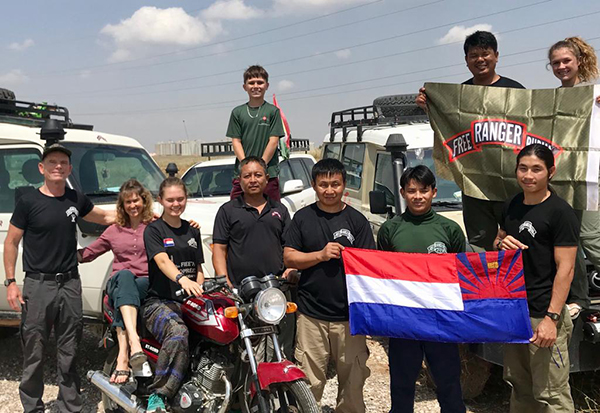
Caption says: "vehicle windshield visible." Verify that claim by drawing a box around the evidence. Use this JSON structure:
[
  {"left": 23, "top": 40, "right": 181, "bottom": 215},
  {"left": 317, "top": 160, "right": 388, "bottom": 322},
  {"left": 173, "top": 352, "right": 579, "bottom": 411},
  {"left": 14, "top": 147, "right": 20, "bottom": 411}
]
[
  {"left": 183, "top": 164, "right": 235, "bottom": 198},
  {"left": 374, "top": 148, "right": 462, "bottom": 209},
  {"left": 63, "top": 143, "right": 165, "bottom": 202}
]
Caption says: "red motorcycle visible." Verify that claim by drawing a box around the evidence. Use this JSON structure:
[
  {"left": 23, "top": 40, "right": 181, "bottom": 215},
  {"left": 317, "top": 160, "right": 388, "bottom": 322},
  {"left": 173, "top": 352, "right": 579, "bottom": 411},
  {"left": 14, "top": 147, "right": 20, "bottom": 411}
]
[{"left": 88, "top": 275, "right": 319, "bottom": 413}]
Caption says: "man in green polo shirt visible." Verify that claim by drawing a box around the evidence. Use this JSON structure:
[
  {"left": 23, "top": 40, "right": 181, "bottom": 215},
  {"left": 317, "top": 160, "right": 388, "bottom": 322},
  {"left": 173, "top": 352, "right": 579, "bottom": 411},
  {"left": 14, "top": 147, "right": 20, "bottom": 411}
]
[
  {"left": 377, "top": 165, "right": 466, "bottom": 413},
  {"left": 227, "top": 65, "right": 285, "bottom": 201}
]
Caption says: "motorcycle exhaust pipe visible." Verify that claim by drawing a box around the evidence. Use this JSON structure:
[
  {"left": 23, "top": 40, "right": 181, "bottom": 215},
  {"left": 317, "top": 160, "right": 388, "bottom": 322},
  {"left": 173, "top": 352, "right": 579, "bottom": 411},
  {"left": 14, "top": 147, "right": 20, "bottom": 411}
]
[{"left": 87, "top": 370, "right": 146, "bottom": 413}]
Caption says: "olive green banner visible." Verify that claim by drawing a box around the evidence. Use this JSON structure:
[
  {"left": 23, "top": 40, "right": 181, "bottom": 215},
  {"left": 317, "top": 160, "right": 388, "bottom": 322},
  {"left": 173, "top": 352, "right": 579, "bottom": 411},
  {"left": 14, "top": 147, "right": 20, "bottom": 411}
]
[{"left": 427, "top": 82, "right": 600, "bottom": 211}]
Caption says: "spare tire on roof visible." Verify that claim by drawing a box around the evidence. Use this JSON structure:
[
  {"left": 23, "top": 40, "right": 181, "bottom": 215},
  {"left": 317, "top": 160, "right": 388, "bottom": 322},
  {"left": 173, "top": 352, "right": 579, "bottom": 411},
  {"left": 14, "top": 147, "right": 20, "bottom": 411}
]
[
  {"left": 0, "top": 88, "right": 16, "bottom": 100},
  {"left": 373, "top": 93, "right": 426, "bottom": 119}
]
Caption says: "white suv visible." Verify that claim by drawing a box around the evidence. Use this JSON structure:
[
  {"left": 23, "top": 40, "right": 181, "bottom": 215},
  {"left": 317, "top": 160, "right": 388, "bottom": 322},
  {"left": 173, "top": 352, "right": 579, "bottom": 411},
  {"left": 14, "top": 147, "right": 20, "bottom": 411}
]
[{"left": 180, "top": 140, "right": 316, "bottom": 277}]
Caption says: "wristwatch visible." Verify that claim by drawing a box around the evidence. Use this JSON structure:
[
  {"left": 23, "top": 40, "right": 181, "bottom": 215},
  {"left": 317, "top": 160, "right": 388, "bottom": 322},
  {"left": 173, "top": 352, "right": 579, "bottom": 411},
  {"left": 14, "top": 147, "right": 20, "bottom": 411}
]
[
  {"left": 546, "top": 311, "right": 560, "bottom": 321},
  {"left": 175, "top": 273, "right": 188, "bottom": 285},
  {"left": 496, "top": 239, "right": 503, "bottom": 250},
  {"left": 4, "top": 278, "right": 16, "bottom": 287}
]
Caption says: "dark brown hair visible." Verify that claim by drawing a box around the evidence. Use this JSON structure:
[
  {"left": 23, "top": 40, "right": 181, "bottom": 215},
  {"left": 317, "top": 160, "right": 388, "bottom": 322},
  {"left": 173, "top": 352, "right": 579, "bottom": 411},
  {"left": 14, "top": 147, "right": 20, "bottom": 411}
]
[
  {"left": 158, "top": 177, "right": 188, "bottom": 199},
  {"left": 244, "top": 65, "right": 269, "bottom": 83}
]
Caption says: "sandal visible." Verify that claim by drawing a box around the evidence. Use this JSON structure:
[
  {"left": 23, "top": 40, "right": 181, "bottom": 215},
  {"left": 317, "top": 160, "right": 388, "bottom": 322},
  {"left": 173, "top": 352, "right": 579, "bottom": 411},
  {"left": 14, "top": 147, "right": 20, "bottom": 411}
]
[
  {"left": 567, "top": 303, "right": 582, "bottom": 320},
  {"left": 110, "top": 369, "right": 131, "bottom": 384},
  {"left": 129, "top": 351, "right": 148, "bottom": 371}
]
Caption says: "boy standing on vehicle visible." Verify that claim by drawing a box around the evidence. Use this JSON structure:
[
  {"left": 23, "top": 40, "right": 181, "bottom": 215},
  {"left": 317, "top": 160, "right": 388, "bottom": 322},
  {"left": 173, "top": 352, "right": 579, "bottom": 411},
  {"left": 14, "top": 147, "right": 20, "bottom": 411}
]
[
  {"left": 416, "top": 30, "right": 525, "bottom": 251},
  {"left": 284, "top": 158, "right": 375, "bottom": 412},
  {"left": 377, "top": 165, "right": 466, "bottom": 413},
  {"left": 212, "top": 156, "right": 295, "bottom": 358},
  {"left": 3, "top": 133, "right": 116, "bottom": 412},
  {"left": 227, "top": 65, "right": 285, "bottom": 201}
]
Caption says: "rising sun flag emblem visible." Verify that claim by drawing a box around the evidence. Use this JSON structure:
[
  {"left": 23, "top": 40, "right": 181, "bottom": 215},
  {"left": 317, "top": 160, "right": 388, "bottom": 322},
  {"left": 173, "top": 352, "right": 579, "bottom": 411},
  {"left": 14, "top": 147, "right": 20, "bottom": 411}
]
[{"left": 343, "top": 248, "right": 533, "bottom": 343}]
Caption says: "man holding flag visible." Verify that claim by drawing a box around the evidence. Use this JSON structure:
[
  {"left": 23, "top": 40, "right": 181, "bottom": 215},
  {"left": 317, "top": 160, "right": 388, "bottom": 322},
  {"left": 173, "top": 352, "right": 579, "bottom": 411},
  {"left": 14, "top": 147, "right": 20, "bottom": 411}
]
[{"left": 377, "top": 165, "right": 466, "bottom": 413}]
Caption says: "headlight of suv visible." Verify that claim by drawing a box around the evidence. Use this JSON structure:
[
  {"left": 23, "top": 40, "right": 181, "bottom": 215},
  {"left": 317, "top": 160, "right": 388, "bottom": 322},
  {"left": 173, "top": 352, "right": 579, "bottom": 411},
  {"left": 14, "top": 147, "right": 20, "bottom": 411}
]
[{"left": 253, "top": 288, "right": 286, "bottom": 325}]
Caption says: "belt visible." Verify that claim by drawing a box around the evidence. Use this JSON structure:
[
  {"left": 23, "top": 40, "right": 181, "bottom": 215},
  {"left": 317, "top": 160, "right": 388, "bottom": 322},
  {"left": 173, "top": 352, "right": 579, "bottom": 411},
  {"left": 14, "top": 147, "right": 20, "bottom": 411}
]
[{"left": 26, "top": 270, "right": 79, "bottom": 283}]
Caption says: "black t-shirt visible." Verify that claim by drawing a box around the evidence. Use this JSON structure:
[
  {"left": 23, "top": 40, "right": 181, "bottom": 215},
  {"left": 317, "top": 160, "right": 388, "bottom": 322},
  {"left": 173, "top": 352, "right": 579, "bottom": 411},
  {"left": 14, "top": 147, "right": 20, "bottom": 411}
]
[
  {"left": 213, "top": 195, "right": 291, "bottom": 286},
  {"left": 10, "top": 188, "right": 94, "bottom": 273},
  {"left": 284, "top": 203, "right": 376, "bottom": 321},
  {"left": 462, "top": 76, "right": 525, "bottom": 89},
  {"left": 501, "top": 192, "right": 579, "bottom": 317},
  {"left": 144, "top": 219, "right": 204, "bottom": 302}
]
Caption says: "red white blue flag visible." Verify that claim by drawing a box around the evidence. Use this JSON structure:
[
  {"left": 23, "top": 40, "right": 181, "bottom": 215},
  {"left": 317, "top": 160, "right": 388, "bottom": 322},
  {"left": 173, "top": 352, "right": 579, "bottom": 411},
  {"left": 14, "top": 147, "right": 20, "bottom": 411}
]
[{"left": 343, "top": 248, "right": 533, "bottom": 343}]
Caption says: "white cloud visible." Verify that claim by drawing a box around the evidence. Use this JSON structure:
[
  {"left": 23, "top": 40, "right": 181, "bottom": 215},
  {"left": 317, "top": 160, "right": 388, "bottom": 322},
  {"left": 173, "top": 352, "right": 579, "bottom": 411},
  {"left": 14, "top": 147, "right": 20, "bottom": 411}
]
[
  {"left": 100, "top": 7, "right": 224, "bottom": 62},
  {"left": 8, "top": 39, "right": 34, "bottom": 51},
  {"left": 278, "top": 80, "right": 295, "bottom": 92},
  {"left": 437, "top": 24, "right": 493, "bottom": 45},
  {"left": 201, "top": 0, "right": 262, "bottom": 20},
  {"left": 0, "top": 69, "right": 29, "bottom": 86},
  {"left": 79, "top": 70, "right": 92, "bottom": 79},
  {"left": 335, "top": 49, "right": 351, "bottom": 59},
  {"left": 272, "top": 0, "right": 371, "bottom": 14}
]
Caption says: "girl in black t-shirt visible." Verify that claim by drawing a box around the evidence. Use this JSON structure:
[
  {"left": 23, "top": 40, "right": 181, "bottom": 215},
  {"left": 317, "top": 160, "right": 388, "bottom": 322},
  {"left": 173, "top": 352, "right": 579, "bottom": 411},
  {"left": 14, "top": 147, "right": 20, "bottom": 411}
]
[
  {"left": 494, "top": 144, "right": 578, "bottom": 412},
  {"left": 142, "top": 177, "right": 204, "bottom": 413}
]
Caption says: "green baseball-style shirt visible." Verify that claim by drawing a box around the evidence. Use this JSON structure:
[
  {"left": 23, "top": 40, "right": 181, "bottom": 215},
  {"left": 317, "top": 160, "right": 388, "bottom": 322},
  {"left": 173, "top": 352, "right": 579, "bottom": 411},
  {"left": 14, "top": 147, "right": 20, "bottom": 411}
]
[
  {"left": 226, "top": 101, "right": 285, "bottom": 177},
  {"left": 377, "top": 208, "right": 466, "bottom": 254}
]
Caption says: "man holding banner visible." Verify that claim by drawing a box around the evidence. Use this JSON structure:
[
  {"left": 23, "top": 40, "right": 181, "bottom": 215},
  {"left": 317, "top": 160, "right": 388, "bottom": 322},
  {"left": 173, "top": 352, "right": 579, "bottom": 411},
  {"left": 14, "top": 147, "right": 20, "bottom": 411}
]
[
  {"left": 416, "top": 30, "right": 525, "bottom": 251},
  {"left": 377, "top": 165, "right": 466, "bottom": 413}
]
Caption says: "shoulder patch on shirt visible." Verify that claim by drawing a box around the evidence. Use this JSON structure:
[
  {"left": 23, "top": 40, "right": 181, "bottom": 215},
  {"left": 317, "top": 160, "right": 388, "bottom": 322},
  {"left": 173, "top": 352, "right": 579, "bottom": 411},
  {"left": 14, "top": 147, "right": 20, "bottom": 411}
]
[{"left": 163, "top": 238, "right": 175, "bottom": 247}]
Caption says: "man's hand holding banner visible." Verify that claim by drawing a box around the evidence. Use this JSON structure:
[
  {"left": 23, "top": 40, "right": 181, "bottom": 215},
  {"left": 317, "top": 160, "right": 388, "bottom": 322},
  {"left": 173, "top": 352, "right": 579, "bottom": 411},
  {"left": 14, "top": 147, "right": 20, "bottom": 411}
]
[
  {"left": 426, "top": 82, "right": 600, "bottom": 211},
  {"left": 343, "top": 248, "right": 533, "bottom": 343}
]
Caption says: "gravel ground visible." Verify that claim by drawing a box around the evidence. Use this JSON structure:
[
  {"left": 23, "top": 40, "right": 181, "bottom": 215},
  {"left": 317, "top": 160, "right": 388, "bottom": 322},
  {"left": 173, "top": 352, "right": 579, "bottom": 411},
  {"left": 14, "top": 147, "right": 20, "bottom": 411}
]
[{"left": 0, "top": 327, "right": 598, "bottom": 412}]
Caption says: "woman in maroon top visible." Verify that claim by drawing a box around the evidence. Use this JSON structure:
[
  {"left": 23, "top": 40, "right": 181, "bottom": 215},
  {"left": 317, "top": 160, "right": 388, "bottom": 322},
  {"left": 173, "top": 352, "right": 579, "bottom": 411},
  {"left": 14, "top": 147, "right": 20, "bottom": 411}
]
[{"left": 78, "top": 179, "right": 154, "bottom": 383}]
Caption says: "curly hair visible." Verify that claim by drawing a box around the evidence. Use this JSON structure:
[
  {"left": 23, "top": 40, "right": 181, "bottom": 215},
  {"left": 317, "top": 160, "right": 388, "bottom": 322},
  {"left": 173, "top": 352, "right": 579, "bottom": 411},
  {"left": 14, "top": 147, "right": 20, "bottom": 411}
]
[
  {"left": 548, "top": 36, "right": 599, "bottom": 83},
  {"left": 116, "top": 179, "right": 154, "bottom": 227}
]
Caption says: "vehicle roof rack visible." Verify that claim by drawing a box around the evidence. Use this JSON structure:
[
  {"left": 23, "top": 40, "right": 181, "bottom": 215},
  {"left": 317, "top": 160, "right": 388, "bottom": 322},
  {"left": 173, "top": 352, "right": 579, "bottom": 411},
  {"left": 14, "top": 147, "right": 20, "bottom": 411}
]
[
  {"left": 201, "top": 138, "right": 311, "bottom": 160},
  {"left": 329, "top": 93, "right": 428, "bottom": 142},
  {"left": 0, "top": 98, "right": 93, "bottom": 131}
]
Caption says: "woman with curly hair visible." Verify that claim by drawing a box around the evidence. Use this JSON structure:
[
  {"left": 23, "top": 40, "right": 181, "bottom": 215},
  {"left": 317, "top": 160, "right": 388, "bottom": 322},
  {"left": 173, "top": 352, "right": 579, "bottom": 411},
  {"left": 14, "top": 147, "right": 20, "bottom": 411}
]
[
  {"left": 78, "top": 179, "right": 154, "bottom": 383},
  {"left": 548, "top": 37, "right": 600, "bottom": 319}
]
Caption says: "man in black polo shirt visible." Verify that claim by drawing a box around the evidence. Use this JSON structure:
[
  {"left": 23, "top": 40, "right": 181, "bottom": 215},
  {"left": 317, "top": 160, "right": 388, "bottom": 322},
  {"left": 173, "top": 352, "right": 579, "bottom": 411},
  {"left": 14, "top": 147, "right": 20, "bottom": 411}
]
[
  {"left": 212, "top": 156, "right": 293, "bottom": 356},
  {"left": 3, "top": 137, "right": 116, "bottom": 413}
]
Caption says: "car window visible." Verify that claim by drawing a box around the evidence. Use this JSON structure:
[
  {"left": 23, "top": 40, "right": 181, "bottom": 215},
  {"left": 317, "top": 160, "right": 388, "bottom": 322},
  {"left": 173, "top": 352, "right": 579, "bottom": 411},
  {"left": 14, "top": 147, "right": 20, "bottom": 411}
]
[
  {"left": 323, "top": 144, "right": 341, "bottom": 160},
  {"left": 279, "top": 160, "right": 294, "bottom": 190},
  {"left": 183, "top": 164, "right": 235, "bottom": 197},
  {"left": 290, "top": 159, "right": 310, "bottom": 188},
  {"left": 341, "top": 143, "right": 365, "bottom": 190},
  {"left": 63, "top": 143, "right": 165, "bottom": 201},
  {"left": 300, "top": 157, "right": 315, "bottom": 179},
  {"left": 0, "top": 148, "right": 42, "bottom": 213}
]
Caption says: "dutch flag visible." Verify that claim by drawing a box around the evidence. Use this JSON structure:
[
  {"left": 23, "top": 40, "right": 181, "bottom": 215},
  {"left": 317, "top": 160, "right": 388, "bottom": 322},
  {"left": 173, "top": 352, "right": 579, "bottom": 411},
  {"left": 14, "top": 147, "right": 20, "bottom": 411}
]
[{"left": 343, "top": 248, "right": 533, "bottom": 343}]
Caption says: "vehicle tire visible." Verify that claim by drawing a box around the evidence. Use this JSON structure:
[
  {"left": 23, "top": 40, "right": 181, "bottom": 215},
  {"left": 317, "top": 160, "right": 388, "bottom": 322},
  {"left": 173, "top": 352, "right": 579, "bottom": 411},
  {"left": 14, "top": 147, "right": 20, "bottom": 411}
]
[
  {"left": 241, "top": 379, "right": 319, "bottom": 413},
  {"left": 102, "top": 346, "right": 126, "bottom": 413},
  {"left": 373, "top": 94, "right": 425, "bottom": 119},
  {"left": 424, "top": 344, "right": 491, "bottom": 400},
  {"left": 0, "top": 88, "right": 15, "bottom": 100}
]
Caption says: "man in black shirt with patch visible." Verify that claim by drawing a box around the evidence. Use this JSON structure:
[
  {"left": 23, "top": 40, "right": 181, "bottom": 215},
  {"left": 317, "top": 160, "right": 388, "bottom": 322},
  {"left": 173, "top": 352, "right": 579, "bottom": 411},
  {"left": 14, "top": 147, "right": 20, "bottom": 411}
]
[
  {"left": 3, "top": 137, "right": 116, "bottom": 413},
  {"left": 212, "top": 156, "right": 294, "bottom": 357},
  {"left": 416, "top": 30, "right": 525, "bottom": 251},
  {"left": 284, "top": 158, "right": 375, "bottom": 413}
]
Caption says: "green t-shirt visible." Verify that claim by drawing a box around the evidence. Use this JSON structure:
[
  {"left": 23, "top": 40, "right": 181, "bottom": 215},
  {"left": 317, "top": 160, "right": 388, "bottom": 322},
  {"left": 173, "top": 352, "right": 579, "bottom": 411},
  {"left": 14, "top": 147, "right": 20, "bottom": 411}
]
[
  {"left": 226, "top": 101, "right": 285, "bottom": 177},
  {"left": 377, "top": 209, "right": 466, "bottom": 254}
]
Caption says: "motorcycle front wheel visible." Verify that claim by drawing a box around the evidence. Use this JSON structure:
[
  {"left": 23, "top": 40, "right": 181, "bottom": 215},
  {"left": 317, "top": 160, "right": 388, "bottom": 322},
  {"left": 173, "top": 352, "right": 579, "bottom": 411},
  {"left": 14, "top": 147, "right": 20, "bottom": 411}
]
[{"left": 242, "top": 379, "right": 319, "bottom": 413}]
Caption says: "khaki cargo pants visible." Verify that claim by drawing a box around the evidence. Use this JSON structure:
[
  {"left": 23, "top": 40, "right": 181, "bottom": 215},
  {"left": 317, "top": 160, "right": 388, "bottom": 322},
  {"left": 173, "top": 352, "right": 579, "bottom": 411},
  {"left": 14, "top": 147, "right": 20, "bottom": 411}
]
[
  {"left": 503, "top": 306, "right": 574, "bottom": 413},
  {"left": 294, "top": 313, "right": 370, "bottom": 413}
]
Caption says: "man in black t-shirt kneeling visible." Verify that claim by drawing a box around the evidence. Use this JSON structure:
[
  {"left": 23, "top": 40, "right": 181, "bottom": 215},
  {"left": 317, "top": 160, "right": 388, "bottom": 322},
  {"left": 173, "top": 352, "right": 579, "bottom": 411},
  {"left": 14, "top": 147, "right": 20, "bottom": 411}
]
[{"left": 284, "top": 159, "right": 375, "bottom": 412}]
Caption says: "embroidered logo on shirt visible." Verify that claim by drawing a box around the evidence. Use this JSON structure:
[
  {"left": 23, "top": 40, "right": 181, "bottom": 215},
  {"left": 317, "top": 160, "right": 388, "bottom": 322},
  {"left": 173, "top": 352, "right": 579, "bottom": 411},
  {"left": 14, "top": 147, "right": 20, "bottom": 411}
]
[
  {"left": 427, "top": 242, "right": 448, "bottom": 254},
  {"left": 65, "top": 206, "right": 79, "bottom": 222},
  {"left": 519, "top": 221, "right": 537, "bottom": 238},
  {"left": 188, "top": 238, "right": 198, "bottom": 249},
  {"left": 333, "top": 229, "right": 355, "bottom": 245},
  {"left": 163, "top": 238, "right": 175, "bottom": 247},
  {"left": 272, "top": 211, "right": 282, "bottom": 220}
]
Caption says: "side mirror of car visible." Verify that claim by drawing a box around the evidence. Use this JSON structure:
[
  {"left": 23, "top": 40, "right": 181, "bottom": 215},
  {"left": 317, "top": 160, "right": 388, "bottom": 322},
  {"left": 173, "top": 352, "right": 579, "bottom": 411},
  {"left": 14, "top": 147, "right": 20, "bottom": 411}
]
[
  {"left": 369, "top": 190, "right": 391, "bottom": 215},
  {"left": 281, "top": 179, "right": 304, "bottom": 195}
]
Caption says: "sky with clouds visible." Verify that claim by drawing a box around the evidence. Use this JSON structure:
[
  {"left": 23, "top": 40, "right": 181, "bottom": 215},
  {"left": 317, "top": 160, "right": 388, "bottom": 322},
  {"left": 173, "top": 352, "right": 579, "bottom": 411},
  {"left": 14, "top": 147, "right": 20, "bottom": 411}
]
[{"left": 2, "top": 0, "right": 599, "bottom": 151}]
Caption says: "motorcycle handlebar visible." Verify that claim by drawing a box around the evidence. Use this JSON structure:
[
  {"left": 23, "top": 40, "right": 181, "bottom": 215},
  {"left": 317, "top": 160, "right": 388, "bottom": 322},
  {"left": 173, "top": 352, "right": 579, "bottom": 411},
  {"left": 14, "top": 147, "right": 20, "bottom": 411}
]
[{"left": 175, "top": 275, "right": 229, "bottom": 298}]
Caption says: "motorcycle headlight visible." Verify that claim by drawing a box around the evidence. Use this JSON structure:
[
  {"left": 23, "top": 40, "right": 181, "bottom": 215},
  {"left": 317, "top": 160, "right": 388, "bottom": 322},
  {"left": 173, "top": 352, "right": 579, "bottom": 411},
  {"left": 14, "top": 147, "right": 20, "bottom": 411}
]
[{"left": 253, "top": 288, "right": 286, "bottom": 325}]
